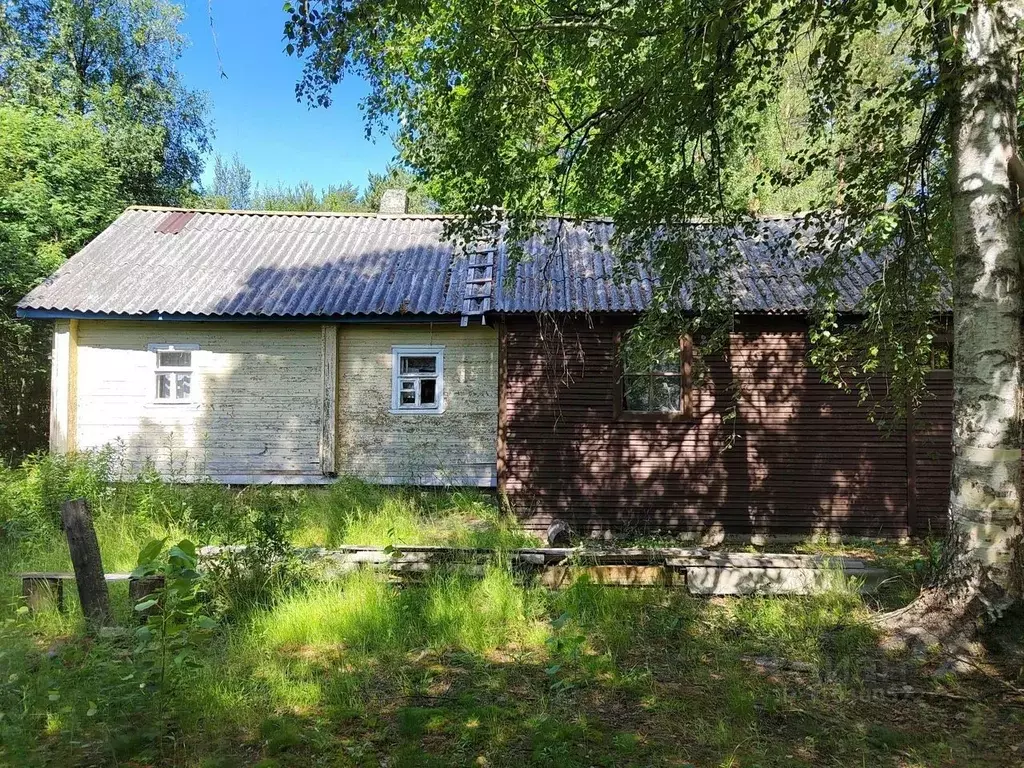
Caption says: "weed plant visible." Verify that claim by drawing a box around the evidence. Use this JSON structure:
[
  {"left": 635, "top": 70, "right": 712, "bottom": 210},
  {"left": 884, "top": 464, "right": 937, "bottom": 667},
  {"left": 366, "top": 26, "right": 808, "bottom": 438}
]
[{"left": 1, "top": 452, "right": 1016, "bottom": 766}]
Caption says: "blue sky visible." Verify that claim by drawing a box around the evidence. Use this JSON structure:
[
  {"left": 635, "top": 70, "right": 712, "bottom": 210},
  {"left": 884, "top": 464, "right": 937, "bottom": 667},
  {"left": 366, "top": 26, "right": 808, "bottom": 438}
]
[{"left": 178, "top": 0, "right": 398, "bottom": 193}]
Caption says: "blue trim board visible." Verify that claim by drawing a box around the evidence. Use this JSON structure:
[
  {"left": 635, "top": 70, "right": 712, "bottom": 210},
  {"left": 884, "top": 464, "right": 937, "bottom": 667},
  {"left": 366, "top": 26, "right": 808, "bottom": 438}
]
[{"left": 16, "top": 309, "right": 472, "bottom": 324}]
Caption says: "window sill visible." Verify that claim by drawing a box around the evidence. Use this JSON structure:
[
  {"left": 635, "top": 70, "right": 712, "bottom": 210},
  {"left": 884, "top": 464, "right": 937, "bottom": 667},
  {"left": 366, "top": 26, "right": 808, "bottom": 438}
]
[
  {"left": 389, "top": 407, "right": 446, "bottom": 416},
  {"left": 615, "top": 410, "right": 693, "bottom": 424},
  {"left": 144, "top": 402, "right": 202, "bottom": 411}
]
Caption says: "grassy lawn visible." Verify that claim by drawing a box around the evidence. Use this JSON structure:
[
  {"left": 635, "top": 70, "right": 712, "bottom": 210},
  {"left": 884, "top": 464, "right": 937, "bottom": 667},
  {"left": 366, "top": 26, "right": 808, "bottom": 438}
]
[{"left": 0, "top": 454, "right": 1021, "bottom": 767}]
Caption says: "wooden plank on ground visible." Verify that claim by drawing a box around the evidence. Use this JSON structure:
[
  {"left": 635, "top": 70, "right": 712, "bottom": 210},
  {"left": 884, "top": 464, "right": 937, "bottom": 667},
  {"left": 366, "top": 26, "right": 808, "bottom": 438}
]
[
  {"left": 195, "top": 543, "right": 888, "bottom": 595},
  {"left": 686, "top": 567, "right": 830, "bottom": 595},
  {"left": 298, "top": 544, "right": 710, "bottom": 565},
  {"left": 667, "top": 553, "right": 865, "bottom": 569},
  {"left": 15, "top": 572, "right": 132, "bottom": 582},
  {"left": 685, "top": 566, "right": 888, "bottom": 595},
  {"left": 539, "top": 565, "right": 674, "bottom": 588}
]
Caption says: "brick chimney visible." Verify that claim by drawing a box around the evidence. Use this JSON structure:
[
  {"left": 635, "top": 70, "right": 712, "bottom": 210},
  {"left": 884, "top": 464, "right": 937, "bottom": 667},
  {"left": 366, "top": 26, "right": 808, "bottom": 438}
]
[{"left": 378, "top": 188, "right": 408, "bottom": 214}]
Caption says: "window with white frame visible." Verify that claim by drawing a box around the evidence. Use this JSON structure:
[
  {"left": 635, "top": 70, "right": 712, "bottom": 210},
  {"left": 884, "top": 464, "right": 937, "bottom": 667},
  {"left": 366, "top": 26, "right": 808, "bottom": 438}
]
[
  {"left": 391, "top": 346, "right": 444, "bottom": 413},
  {"left": 149, "top": 343, "right": 197, "bottom": 403}
]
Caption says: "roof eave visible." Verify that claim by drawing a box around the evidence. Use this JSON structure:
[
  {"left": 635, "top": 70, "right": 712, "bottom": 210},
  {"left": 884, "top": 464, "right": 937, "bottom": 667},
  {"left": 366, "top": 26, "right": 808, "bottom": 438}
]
[{"left": 14, "top": 308, "right": 470, "bottom": 324}]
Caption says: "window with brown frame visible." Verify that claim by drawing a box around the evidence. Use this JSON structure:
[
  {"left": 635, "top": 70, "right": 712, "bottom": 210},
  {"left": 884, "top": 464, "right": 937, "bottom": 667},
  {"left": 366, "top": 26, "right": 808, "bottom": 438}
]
[
  {"left": 618, "top": 334, "right": 693, "bottom": 416},
  {"left": 929, "top": 339, "right": 952, "bottom": 370}
]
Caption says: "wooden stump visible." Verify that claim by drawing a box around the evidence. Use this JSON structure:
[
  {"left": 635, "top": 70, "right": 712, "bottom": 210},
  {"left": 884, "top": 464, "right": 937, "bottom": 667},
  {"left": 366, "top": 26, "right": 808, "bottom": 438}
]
[
  {"left": 60, "top": 498, "right": 112, "bottom": 627},
  {"left": 22, "top": 576, "right": 64, "bottom": 613},
  {"left": 128, "top": 575, "right": 164, "bottom": 623}
]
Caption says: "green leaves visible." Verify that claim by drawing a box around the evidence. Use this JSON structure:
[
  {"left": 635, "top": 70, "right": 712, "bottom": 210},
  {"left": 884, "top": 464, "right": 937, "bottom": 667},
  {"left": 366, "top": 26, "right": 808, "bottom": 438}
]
[
  {"left": 0, "top": 104, "right": 129, "bottom": 458},
  {"left": 168, "top": 540, "right": 198, "bottom": 567},
  {"left": 544, "top": 611, "right": 587, "bottom": 693},
  {"left": 287, "top": 0, "right": 960, "bottom": 408},
  {"left": 0, "top": 0, "right": 211, "bottom": 460},
  {"left": 130, "top": 537, "right": 217, "bottom": 698},
  {"left": 136, "top": 538, "right": 168, "bottom": 568}
]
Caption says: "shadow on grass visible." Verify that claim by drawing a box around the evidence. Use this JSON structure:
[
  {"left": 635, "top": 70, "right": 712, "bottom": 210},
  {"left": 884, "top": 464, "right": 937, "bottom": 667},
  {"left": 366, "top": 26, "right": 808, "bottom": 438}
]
[
  {"left": 2, "top": 565, "right": 1020, "bottom": 767},
  {"left": 153, "top": 571, "right": 1002, "bottom": 768}
]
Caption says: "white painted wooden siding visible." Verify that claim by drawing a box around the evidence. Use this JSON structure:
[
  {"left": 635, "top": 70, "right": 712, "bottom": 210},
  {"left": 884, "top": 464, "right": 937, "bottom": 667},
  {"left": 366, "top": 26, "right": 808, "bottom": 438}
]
[
  {"left": 336, "top": 324, "right": 498, "bottom": 486},
  {"left": 75, "top": 321, "right": 324, "bottom": 480},
  {"left": 49, "top": 319, "right": 76, "bottom": 454}
]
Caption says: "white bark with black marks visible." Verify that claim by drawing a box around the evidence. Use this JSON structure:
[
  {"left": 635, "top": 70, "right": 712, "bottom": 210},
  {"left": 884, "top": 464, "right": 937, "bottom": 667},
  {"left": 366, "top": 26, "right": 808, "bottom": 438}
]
[{"left": 948, "top": 0, "right": 1024, "bottom": 599}]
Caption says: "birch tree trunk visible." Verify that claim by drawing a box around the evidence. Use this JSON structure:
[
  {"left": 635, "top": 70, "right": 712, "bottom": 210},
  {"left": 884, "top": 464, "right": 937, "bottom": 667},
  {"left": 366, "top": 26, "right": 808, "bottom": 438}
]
[{"left": 946, "top": 0, "right": 1024, "bottom": 607}]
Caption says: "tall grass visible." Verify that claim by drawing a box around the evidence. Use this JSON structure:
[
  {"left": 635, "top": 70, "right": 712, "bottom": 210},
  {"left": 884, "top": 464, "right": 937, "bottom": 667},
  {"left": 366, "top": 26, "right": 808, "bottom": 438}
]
[
  {"left": 4, "top": 451, "right": 966, "bottom": 768},
  {"left": 253, "top": 565, "right": 549, "bottom": 657},
  {"left": 0, "top": 453, "right": 536, "bottom": 552},
  {"left": 292, "top": 477, "right": 537, "bottom": 549},
  {"left": 0, "top": 450, "right": 541, "bottom": 650}
]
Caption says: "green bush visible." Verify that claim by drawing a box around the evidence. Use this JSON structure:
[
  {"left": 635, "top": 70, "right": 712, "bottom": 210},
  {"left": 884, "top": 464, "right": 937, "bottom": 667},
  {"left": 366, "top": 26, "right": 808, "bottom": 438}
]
[
  {"left": 0, "top": 450, "right": 536, "bottom": 624},
  {"left": 0, "top": 452, "right": 310, "bottom": 550},
  {"left": 203, "top": 488, "right": 310, "bottom": 619},
  {"left": 0, "top": 450, "right": 114, "bottom": 541},
  {"left": 0, "top": 451, "right": 530, "bottom": 552}
]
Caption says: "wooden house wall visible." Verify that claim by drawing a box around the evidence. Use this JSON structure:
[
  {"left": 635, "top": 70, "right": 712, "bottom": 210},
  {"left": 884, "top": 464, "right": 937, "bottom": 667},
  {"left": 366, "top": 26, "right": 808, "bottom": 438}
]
[
  {"left": 499, "top": 315, "right": 953, "bottom": 536},
  {"left": 912, "top": 373, "right": 953, "bottom": 534},
  {"left": 73, "top": 320, "right": 326, "bottom": 481},
  {"left": 335, "top": 323, "right": 498, "bottom": 486}
]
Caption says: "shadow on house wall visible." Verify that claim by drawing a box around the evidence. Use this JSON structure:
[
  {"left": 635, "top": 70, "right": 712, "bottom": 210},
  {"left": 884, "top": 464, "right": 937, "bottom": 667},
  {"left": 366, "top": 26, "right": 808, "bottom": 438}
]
[
  {"left": 96, "top": 242, "right": 485, "bottom": 484},
  {"left": 92, "top": 322, "right": 323, "bottom": 483},
  {"left": 66, "top": 242, "right": 953, "bottom": 539},
  {"left": 500, "top": 313, "right": 950, "bottom": 539}
]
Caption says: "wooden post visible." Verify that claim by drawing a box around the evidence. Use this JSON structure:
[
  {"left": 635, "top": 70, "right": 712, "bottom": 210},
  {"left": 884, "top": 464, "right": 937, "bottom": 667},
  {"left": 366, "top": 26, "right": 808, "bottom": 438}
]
[
  {"left": 49, "top": 320, "right": 76, "bottom": 454},
  {"left": 320, "top": 324, "right": 338, "bottom": 476},
  {"left": 680, "top": 333, "right": 694, "bottom": 419},
  {"left": 22, "top": 576, "right": 64, "bottom": 613},
  {"left": 906, "top": 404, "right": 918, "bottom": 537},
  {"left": 496, "top": 320, "right": 509, "bottom": 488},
  {"left": 128, "top": 575, "right": 164, "bottom": 623},
  {"left": 60, "top": 498, "right": 112, "bottom": 627}
]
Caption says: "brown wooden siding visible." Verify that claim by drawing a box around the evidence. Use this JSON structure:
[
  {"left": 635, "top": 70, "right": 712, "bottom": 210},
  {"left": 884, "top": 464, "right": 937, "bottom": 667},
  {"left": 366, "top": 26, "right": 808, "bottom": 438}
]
[
  {"left": 913, "top": 372, "right": 953, "bottom": 534},
  {"left": 499, "top": 315, "right": 953, "bottom": 537}
]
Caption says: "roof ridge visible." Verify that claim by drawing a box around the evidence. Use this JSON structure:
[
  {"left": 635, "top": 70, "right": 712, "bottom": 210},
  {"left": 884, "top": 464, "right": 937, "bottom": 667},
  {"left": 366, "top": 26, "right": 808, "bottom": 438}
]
[
  {"left": 127, "top": 205, "right": 821, "bottom": 225},
  {"left": 126, "top": 205, "right": 452, "bottom": 219}
]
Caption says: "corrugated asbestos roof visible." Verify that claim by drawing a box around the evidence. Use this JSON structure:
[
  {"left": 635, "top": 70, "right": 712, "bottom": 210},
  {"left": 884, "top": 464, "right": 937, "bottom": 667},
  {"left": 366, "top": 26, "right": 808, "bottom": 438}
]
[{"left": 18, "top": 207, "right": 885, "bottom": 318}]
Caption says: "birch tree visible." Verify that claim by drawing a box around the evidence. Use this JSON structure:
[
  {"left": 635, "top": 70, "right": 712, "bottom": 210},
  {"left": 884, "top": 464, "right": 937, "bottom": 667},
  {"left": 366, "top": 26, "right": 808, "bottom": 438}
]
[
  {"left": 935, "top": 1, "right": 1023, "bottom": 633},
  {"left": 285, "top": 0, "right": 1024, "bottom": 638}
]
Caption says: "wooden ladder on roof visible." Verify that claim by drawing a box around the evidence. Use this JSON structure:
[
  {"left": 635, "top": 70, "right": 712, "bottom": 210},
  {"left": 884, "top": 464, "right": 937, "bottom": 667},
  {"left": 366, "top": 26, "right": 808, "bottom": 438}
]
[{"left": 460, "top": 218, "right": 500, "bottom": 326}]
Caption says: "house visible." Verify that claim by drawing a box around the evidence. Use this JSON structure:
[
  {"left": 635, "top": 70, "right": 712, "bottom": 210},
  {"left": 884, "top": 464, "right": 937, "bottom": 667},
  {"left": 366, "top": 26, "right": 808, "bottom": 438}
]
[{"left": 17, "top": 193, "right": 952, "bottom": 538}]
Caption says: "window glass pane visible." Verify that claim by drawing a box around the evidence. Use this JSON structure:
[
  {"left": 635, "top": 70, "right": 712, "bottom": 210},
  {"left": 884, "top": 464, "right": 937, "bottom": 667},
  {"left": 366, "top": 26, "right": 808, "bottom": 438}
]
[
  {"left": 420, "top": 378, "right": 437, "bottom": 405},
  {"left": 652, "top": 347, "right": 681, "bottom": 374},
  {"left": 931, "top": 344, "right": 952, "bottom": 370},
  {"left": 400, "top": 388, "right": 416, "bottom": 405},
  {"left": 623, "top": 342, "right": 679, "bottom": 374},
  {"left": 400, "top": 355, "right": 436, "bottom": 375},
  {"left": 175, "top": 373, "right": 191, "bottom": 400},
  {"left": 158, "top": 350, "right": 191, "bottom": 368},
  {"left": 156, "top": 373, "right": 172, "bottom": 399},
  {"left": 624, "top": 376, "right": 650, "bottom": 411},
  {"left": 400, "top": 380, "right": 416, "bottom": 392},
  {"left": 651, "top": 376, "right": 681, "bottom": 412},
  {"left": 622, "top": 347, "right": 642, "bottom": 374}
]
